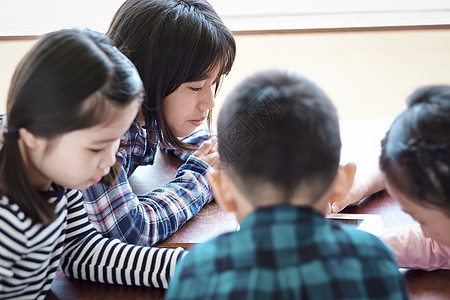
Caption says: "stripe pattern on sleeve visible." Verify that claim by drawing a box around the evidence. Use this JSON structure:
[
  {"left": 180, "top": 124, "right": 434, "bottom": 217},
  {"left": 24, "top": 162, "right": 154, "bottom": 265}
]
[{"left": 0, "top": 187, "right": 186, "bottom": 299}]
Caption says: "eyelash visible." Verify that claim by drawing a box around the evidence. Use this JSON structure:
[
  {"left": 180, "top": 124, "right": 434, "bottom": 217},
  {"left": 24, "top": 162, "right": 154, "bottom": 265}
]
[
  {"left": 90, "top": 148, "right": 103, "bottom": 153},
  {"left": 190, "top": 87, "right": 202, "bottom": 92}
]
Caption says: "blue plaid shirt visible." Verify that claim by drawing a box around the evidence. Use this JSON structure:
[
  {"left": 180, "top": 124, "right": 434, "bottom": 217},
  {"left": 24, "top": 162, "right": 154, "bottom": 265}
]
[
  {"left": 81, "top": 120, "right": 213, "bottom": 246},
  {"left": 167, "top": 205, "right": 410, "bottom": 300}
]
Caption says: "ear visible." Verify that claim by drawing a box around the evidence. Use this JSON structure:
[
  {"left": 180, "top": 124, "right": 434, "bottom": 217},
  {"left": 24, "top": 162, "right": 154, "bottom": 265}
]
[
  {"left": 206, "top": 168, "right": 237, "bottom": 213},
  {"left": 329, "top": 162, "right": 357, "bottom": 204},
  {"left": 19, "top": 128, "right": 41, "bottom": 149}
]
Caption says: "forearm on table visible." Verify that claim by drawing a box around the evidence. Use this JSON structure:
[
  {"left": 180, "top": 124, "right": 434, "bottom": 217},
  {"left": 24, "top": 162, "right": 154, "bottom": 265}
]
[
  {"left": 82, "top": 156, "right": 213, "bottom": 246},
  {"left": 359, "top": 169, "right": 385, "bottom": 198},
  {"left": 63, "top": 190, "right": 186, "bottom": 289}
]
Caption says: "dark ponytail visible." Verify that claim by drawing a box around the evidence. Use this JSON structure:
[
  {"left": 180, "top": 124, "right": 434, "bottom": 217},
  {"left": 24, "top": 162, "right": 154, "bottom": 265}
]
[{"left": 0, "top": 132, "right": 55, "bottom": 222}]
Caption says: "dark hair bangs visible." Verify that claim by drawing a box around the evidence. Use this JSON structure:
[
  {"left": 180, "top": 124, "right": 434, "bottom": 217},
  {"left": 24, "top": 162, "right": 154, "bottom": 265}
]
[
  {"left": 164, "top": 3, "right": 235, "bottom": 95},
  {"left": 107, "top": 0, "right": 235, "bottom": 151}
]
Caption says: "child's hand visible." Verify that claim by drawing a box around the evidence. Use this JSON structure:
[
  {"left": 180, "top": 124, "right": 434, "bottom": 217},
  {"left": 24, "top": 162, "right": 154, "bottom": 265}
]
[
  {"left": 330, "top": 168, "right": 385, "bottom": 213},
  {"left": 330, "top": 183, "right": 366, "bottom": 213},
  {"left": 192, "top": 137, "right": 220, "bottom": 170}
]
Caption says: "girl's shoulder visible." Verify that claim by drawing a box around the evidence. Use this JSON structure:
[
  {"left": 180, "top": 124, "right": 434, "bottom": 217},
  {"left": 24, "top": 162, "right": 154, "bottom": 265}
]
[
  {"left": 65, "top": 188, "right": 83, "bottom": 204},
  {"left": 121, "top": 119, "right": 147, "bottom": 145},
  {"left": 65, "top": 188, "right": 89, "bottom": 211},
  {"left": 118, "top": 120, "right": 158, "bottom": 171},
  {"left": 1, "top": 185, "right": 67, "bottom": 223},
  {"left": 0, "top": 194, "right": 29, "bottom": 221},
  {"left": 0, "top": 184, "right": 67, "bottom": 229},
  {"left": 0, "top": 194, "right": 35, "bottom": 236}
]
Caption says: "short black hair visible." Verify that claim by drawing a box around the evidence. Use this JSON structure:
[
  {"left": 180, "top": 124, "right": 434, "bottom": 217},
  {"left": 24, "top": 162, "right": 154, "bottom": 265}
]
[
  {"left": 380, "top": 85, "right": 450, "bottom": 210},
  {"left": 217, "top": 69, "right": 341, "bottom": 204}
]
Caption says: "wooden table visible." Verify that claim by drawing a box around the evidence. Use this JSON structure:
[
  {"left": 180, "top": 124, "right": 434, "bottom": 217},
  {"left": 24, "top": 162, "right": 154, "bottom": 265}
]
[
  {"left": 344, "top": 192, "right": 450, "bottom": 300},
  {"left": 46, "top": 119, "right": 450, "bottom": 299},
  {"left": 45, "top": 150, "right": 236, "bottom": 300}
]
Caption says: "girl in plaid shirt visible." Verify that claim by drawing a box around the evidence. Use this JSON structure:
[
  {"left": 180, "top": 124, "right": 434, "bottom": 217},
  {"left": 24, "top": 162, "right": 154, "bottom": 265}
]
[{"left": 81, "top": 0, "right": 236, "bottom": 246}]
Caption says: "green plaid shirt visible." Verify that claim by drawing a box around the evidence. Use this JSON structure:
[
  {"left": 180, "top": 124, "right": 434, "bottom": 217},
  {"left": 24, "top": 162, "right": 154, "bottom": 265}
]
[{"left": 167, "top": 205, "right": 409, "bottom": 300}]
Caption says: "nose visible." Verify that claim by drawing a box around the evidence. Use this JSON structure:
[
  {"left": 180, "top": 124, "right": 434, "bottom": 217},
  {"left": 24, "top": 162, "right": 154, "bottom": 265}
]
[
  {"left": 99, "top": 144, "right": 117, "bottom": 172},
  {"left": 198, "top": 85, "right": 215, "bottom": 111}
]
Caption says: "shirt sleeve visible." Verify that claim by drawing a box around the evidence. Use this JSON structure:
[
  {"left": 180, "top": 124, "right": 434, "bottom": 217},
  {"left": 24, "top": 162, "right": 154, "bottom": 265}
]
[
  {"left": 379, "top": 224, "right": 450, "bottom": 270},
  {"left": 81, "top": 155, "right": 214, "bottom": 246},
  {"left": 61, "top": 189, "right": 187, "bottom": 289},
  {"left": 160, "top": 125, "right": 211, "bottom": 161}
]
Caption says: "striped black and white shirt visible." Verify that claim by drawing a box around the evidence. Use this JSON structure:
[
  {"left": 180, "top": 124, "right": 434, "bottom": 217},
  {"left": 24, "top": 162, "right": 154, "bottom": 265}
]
[{"left": 0, "top": 185, "right": 186, "bottom": 299}]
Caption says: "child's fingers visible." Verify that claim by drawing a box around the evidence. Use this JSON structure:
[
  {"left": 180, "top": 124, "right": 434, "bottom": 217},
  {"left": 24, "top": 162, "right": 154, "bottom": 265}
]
[
  {"left": 193, "top": 137, "right": 217, "bottom": 157},
  {"left": 209, "top": 137, "right": 218, "bottom": 154},
  {"left": 330, "top": 202, "right": 343, "bottom": 214},
  {"left": 206, "top": 136, "right": 218, "bottom": 154},
  {"left": 192, "top": 138, "right": 220, "bottom": 169},
  {"left": 330, "top": 193, "right": 361, "bottom": 213},
  {"left": 206, "top": 166, "right": 218, "bottom": 182},
  {"left": 326, "top": 202, "right": 332, "bottom": 215},
  {"left": 203, "top": 151, "right": 221, "bottom": 170}
]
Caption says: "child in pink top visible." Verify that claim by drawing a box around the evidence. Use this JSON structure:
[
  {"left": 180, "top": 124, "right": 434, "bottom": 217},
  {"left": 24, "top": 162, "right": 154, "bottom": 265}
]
[
  {"left": 381, "top": 224, "right": 450, "bottom": 270},
  {"left": 348, "top": 85, "right": 450, "bottom": 271}
]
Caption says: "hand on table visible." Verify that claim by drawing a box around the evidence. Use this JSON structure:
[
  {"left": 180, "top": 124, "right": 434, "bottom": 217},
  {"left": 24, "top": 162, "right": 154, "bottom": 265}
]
[{"left": 330, "top": 165, "right": 386, "bottom": 213}]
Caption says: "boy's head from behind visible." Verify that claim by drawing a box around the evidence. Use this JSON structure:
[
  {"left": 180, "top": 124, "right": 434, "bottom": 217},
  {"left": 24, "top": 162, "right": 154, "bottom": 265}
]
[{"left": 210, "top": 69, "right": 355, "bottom": 220}]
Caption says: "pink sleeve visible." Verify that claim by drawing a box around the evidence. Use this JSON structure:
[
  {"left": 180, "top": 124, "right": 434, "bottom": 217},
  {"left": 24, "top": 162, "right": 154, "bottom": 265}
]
[{"left": 379, "top": 224, "right": 450, "bottom": 270}]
